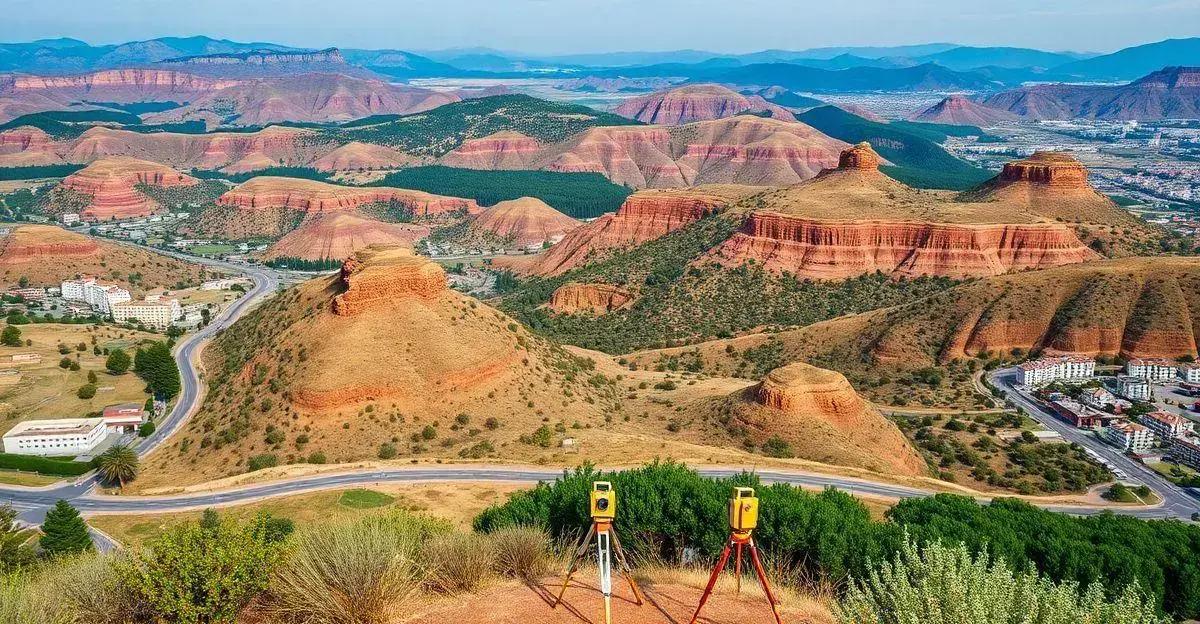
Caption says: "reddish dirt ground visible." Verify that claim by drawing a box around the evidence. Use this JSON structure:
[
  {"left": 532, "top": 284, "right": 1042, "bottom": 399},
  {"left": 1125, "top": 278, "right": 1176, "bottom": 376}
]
[{"left": 402, "top": 576, "right": 833, "bottom": 624}]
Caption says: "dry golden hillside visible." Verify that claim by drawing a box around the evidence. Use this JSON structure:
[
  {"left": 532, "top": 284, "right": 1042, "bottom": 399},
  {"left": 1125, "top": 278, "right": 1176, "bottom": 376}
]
[{"left": 0, "top": 224, "right": 205, "bottom": 293}]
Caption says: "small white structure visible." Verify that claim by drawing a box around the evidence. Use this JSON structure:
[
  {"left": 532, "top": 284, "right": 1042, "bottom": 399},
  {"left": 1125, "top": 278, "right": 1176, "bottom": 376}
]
[
  {"left": 1126, "top": 358, "right": 1177, "bottom": 382},
  {"left": 200, "top": 278, "right": 240, "bottom": 291},
  {"left": 1179, "top": 363, "right": 1200, "bottom": 383},
  {"left": 1102, "top": 421, "right": 1155, "bottom": 453},
  {"left": 1116, "top": 375, "right": 1152, "bottom": 402},
  {"left": 1140, "top": 411, "right": 1195, "bottom": 441},
  {"left": 1016, "top": 355, "right": 1095, "bottom": 387},
  {"left": 101, "top": 403, "right": 146, "bottom": 434},
  {"left": 10, "top": 353, "right": 41, "bottom": 364},
  {"left": 60, "top": 213, "right": 80, "bottom": 226},
  {"left": 2, "top": 418, "right": 106, "bottom": 456}
]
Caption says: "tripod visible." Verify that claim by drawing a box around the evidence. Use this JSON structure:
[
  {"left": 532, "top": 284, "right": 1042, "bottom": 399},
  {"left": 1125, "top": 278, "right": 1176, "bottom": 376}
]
[
  {"left": 554, "top": 519, "right": 644, "bottom": 624},
  {"left": 689, "top": 529, "right": 783, "bottom": 624}
]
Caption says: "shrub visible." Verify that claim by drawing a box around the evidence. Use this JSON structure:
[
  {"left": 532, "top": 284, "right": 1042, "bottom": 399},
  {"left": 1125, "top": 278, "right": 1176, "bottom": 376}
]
[
  {"left": 0, "top": 453, "right": 92, "bottom": 476},
  {"left": 422, "top": 532, "right": 496, "bottom": 594},
  {"left": 761, "top": 435, "right": 795, "bottom": 458},
  {"left": 50, "top": 551, "right": 144, "bottom": 624},
  {"left": 377, "top": 443, "right": 397, "bottom": 460},
  {"left": 838, "top": 540, "right": 1165, "bottom": 624},
  {"left": 247, "top": 454, "right": 278, "bottom": 472},
  {"left": 488, "top": 525, "right": 555, "bottom": 580},
  {"left": 265, "top": 514, "right": 445, "bottom": 624},
  {"left": 76, "top": 384, "right": 97, "bottom": 400},
  {"left": 120, "top": 513, "right": 285, "bottom": 624},
  {"left": 138, "top": 421, "right": 156, "bottom": 437},
  {"left": 0, "top": 326, "right": 20, "bottom": 347}
]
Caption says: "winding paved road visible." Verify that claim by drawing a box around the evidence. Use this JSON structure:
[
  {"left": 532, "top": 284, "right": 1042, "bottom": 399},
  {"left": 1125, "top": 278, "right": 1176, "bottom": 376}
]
[{"left": 1, "top": 248, "right": 1195, "bottom": 539}]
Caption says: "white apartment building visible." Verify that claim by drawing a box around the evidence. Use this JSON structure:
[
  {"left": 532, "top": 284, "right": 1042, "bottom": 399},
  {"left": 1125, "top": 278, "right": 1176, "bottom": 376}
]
[
  {"left": 60, "top": 213, "right": 80, "bottom": 226},
  {"left": 1125, "top": 358, "right": 1178, "bottom": 382},
  {"left": 1080, "top": 387, "right": 1119, "bottom": 410},
  {"left": 1117, "top": 375, "right": 1152, "bottom": 401},
  {"left": 1179, "top": 363, "right": 1200, "bottom": 383},
  {"left": 1172, "top": 435, "right": 1200, "bottom": 470},
  {"left": 1140, "top": 411, "right": 1196, "bottom": 441},
  {"left": 61, "top": 276, "right": 131, "bottom": 315},
  {"left": 1102, "top": 421, "right": 1155, "bottom": 453},
  {"left": 1016, "top": 355, "right": 1095, "bottom": 387},
  {"left": 112, "top": 298, "right": 181, "bottom": 328},
  {"left": 2, "top": 418, "right": 106, "bottom": 456}
]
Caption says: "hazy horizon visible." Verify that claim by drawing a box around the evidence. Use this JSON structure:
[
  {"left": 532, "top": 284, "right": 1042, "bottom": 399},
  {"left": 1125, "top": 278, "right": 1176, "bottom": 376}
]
[{"left": 1, "top": 0, "right": 1197, "bottom": 56}]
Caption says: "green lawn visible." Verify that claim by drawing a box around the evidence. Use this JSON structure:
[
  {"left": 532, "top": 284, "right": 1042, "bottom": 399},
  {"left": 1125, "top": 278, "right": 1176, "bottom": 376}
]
[
  {"left": 186, "top": 244, "right": 237, "bottom": 256},
  {"left": 337, "top": 488, "right": 396, "bottom": 509}
]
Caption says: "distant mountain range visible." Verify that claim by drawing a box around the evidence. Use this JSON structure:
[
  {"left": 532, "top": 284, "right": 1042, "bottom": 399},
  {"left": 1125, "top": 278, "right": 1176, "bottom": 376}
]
[{"left": 0, "top": 35, "right": 1197, "bottom": 91}]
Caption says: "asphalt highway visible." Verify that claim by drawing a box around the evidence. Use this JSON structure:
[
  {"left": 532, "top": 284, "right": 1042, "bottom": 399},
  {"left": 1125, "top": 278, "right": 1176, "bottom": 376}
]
[{"left": 1, "top": 246, "right": 1195, "bottom": 536}]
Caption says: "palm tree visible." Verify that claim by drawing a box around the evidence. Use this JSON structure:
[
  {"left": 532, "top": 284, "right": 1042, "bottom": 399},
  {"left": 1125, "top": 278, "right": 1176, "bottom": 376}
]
[{"left": 95, "top": 444, "right": 139, "bottom": 488}]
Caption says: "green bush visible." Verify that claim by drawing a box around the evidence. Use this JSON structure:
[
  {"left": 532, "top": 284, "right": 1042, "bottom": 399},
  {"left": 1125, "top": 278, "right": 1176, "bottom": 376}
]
[
  {"left": 247, "top": 454, "right": 278, "bottom": 472},
  {"left": 76, "top": 384, "right": 97, "bottom": 400},
  {"left": 0, "top": 326, "right": 20, "bottom": 347},
  {"left": 838, "top": 540, "right": 1165, "bottom": 624},
  {"left": 105, "top": 349, "right": 131, "bottom": 375},
  {"left": 120, "top": 512, "right": 285, "bottom": 624},
  {"left": 0, "top": 453, "right": 91, "bottom": 476}
]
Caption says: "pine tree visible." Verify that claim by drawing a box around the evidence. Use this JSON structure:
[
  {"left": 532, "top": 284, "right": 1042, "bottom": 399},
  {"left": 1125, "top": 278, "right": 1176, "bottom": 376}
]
[
  {"left": 134, "top": 342, "right": 181, "bottom": 399},
  {"left": 40, "top": 500, "right": 92, "bottom": 556},
  {"left": 105, "top": 348, "right": 131, "bottom": 375}
]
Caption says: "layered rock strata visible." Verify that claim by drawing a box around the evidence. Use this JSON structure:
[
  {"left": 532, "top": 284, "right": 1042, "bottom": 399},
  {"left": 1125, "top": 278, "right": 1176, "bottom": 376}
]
[
  {"left": 59, "top": 156, "right": 198, "bottom": 220},
  {"left": 217, "top": 177, "right": 479, "bottom": 216},
  {"left": 547, "top": 283, "right": 634, "bottom": 315}
]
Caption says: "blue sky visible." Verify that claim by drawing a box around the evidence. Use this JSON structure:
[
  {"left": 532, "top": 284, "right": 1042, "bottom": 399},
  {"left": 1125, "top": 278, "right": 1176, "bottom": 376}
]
[{"left": 1, "top": 0, "right": 1197, "bottom": 54}]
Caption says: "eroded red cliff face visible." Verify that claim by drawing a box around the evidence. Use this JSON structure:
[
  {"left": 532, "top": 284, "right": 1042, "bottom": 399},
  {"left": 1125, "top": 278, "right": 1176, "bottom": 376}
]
[
  {"left": 331, "top": 249, "right": 447, "bottom": 316},
  {"left": 526, "top": 189, "right": 735, "bottom": 276},
  {"left": 439, "top": 131, "right": 542, "bottom": 169},
  {"left": 546, "top": 283, "right": 634, "bottom": 315},
  {"left": 217, "top": 176, "right": 480, "bottom": 216},
  {"left": 709, "top": 215, "right": 1099, "bottom": 279},
  {"left": 60, "top": 156, "right": 198, "bottom": 220},
  {"left": 0, "top": 69, "right": 240, "bottom": 99},
  {"left": 999, "top": 152, "right": 1090, "bottom": 188},
  {"left": 0, "top": 126, "right": 57, "bottom": 166},
  {"left": 614, "top": 84, "right": 795, "bottom": 125}
]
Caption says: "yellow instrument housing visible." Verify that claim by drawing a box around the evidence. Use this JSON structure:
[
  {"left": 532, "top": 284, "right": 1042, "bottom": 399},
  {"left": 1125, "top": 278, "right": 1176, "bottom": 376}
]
[
  {"left": 728, "top": 487, "right": 759, "bottom": 531},
  {"left": 590, "top": 481, "right": 616, "bottom": 520}
]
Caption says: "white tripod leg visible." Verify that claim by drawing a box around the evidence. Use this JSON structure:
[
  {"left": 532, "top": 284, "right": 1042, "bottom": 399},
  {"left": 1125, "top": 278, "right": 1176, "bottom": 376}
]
[{"left": 597, "top": 528, "right": 613, "bottom": 624}]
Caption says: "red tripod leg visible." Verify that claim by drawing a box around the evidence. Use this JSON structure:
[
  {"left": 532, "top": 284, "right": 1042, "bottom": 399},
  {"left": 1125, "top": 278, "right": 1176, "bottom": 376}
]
[
  {"left": 734, "top": 542, "right": 744, "bottom": 595},
  {"left": 747, "top": 538, "right": 784, "bottom": 624},
  {"left": 609, "top": 530, "right": 645, "bottom": 605},
  {"left": 689, "top": 539, "right": 734, "bottom": 624}
]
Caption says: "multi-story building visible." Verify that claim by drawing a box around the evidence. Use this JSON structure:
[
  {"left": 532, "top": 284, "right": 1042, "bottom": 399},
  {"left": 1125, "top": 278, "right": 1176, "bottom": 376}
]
[
  {"left": 1125, "top": 358, "right": 1178, "bottom": 382},
  {"left": 111, "top": 298, "right": 181, "bottom": 328},
  {"left": 1016, "top": 355, "right": 1095, "bottom": 387},
  {"left": 5, "top": 287, "right": 47, "bottom": 301},
  {"left": 60, "top": 213, "right": 80, "bottom": 226},
  {"left": 1116, "top": 375, "right": 1152, "bottom": 402},
  {"left": 59, "top": 275, "right": 94, "bottom": 301},
  {"left": 1140, "top": 411, "right": 1196, "bottom": 441},
  {"left": 1046, "top": 394, "right": 1107, "bottom": 429},
  {"left": 1102, "top": 421, "right": 1155, "bottom": 453},
  {"left": 2, "top": 418, "right": 106, "bottom": 456},
  {"left": 1080, "top": 387, "right": 1119, "bottom": 410},
  {"left": 61, "top": 276, "right": 131, "bottom": 315},
  {"left": 1170, "top": 434, "right": 1200, "bottom": 470},
  {"left": 1178, "top": 363, "right": 1200, "bottom": 383}
]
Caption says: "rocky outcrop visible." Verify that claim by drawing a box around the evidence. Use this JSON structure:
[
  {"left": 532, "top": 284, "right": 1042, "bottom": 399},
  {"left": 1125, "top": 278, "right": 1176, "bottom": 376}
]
[
  {"left": 164, "top": 47, "right": 346, "bottom": 67},
  {"left": 997, "top": 152, "right": 1090, "bottom": 189},
  {"left": 468, "top": 197, "right": 581, "bottom": 247},
  {"left": 145, "top": 73, "right": 459, "bottom": 126},
  {"left": 0, "top": 69, "right": 240, "bottom": 101},
  {"left": 310, "top": 142, "right": 416, "bottom": 172},
  {"left": 67, "top": 125, "right": 330, "bottom": 173},
  {"left": 837, "top": 141, "right": 881, "bottom": 170},
  {"left": 0, "top": 126, "right": 57, "bottom": 166},
  {"left": 0, "top": 224, "right": 100, "bottom": 263},
  {"left": 439, "top": 131, "right": 542, "bottom": 169},
  {"left": 332, "top": 247, "right": 447, "bottom": 316},
  {"left": 736, "top": 362, "right": 927, "bottom": 476},
  {"left": 547, "top": 283, "right": 633, "bottom": 315},
  {"left": 526, "top": 188, "right": 745, "bottom": 276},
  {"left": 910, "top": 95, "right": 1018, "bottom": 126},
  {"left": 217, "top": 177, "right": 479, "bottom": 216},
  {"left": 540, "top": 116, "right": 844, "bottom": 188},
  {"left": 614, "top": 84, "right": 795, "bottom": 125},
  {"left": 265, "top": 213, "right": 430, "bottom": 261},
  {"left": 60, "top": 156, "right": 198, "bottom": 220},
  {"left": 709, "top": 216, "right": 1099, "bottom": 279}
]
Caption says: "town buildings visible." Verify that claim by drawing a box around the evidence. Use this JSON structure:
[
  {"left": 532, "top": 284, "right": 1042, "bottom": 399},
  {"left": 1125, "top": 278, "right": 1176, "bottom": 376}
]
[
  {"left": 1017, "top": 355, "right": 1095, "bottom": 387},
  {"left": 5, "top": 287, "right": 47, "bottom": 301},
  {"left": 101, "top": 403, "right": 146, "bottom": 434},
  {"left": 1046, "top": 393, "right": 1109, "bottom": 429},
  {"left": 1178, "top": 362, "right": 1200, "bottom": 383},
  {"left": 61, "top": 276, "right": 131, "bottom": 315},
  {"left": 1102, "top": 421, "right": 1155, "bottom": 453},
  {"left": 1116, "top": 375, "right": 1152, "bottom": 402},
  {"left": 2, "top": 418, "right": 106, "bottom": 456},
  {"left": 1081, "top": 387, "right": 1121, "bottom": 410},
  {"left": 1125, "top": 358, "right": 1178, "bottom": 382},
  {"left": 1171, "top": 435, "right": 1200, "bottom": 471},
  {"left": 1141, "top": 411, "right": 1196, "bottom": 441},
  {"left": 111, "top": 297, "right": 181, "bottom": 328}
]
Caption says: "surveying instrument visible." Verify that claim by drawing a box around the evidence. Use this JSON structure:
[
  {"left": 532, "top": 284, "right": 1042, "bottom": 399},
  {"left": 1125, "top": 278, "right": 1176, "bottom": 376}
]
[
  {"left": 553, "top": 481, "right": 644, "bottom": 624},
  {"left": 689, "top": 487, "right": 784, "bottom": 624}
]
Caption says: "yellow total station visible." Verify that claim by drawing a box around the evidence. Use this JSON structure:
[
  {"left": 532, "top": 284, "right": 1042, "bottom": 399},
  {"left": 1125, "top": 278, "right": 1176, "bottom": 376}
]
[
  {"left": 728, "top": 486, "right": 759, "bottom": 533},
  {"left": 590, "top": 480, "right": 616, "bottom": 520}
]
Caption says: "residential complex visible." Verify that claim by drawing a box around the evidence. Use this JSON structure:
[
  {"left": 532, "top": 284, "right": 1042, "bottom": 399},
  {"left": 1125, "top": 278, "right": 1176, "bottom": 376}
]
[
  {"left": 61, "top": 276, "right": 131, "bottom": 315},
  {"left": 1116, "top": 375, "right": 1152, "bottom": 402},
  {"left": 1102, "top": 421, "right": 1155, "bottom": 453},
  {"left": 1140, "top": 411, "right": 1196, "bottom": 441},
  {"left": 111, "top": 297, "right": 182, "bottom": 328},
  {"left": 1046, "top": 393, "right": 1111, "bottom": 429},
  {"left": 1171, "top": 435, "right": 1200, "bottom": 471},
  {"left": 1016, "top": 355, "right": 1095, "bottom": 387},
  {"left": 2, "top": 418, "right": 106, "bottom": 456},
  {"left": 1178, "top": 362, "right": 1200, "bottom": 383},
  {"left": 1125, "top": 358, "right": 1178, "bottom": 382}
]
